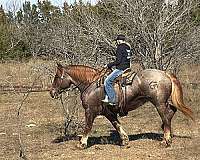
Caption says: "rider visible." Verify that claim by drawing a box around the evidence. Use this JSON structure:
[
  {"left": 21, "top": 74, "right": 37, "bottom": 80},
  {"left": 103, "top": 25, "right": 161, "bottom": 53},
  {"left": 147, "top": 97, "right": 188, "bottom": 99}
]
[{"left": 102, "top": 34, "right": 132, "bottom": 106}]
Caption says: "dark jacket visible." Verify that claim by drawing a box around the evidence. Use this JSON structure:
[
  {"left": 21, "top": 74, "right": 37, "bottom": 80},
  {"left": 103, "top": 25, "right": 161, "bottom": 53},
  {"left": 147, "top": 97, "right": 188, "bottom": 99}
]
[{"left": 107, "top": 43, "right": 131, "bottom": 70}]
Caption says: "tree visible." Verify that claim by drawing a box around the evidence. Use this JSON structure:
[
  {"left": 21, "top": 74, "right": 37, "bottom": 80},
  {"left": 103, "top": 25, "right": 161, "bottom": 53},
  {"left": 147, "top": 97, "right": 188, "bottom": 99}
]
[
  {"left": 1, "top": 0, "right": 199, "bottom": 68},
  {"left": 0, "top": 5, "right": 7, "bottom": 24},
  {"left": 97, "top": 0, "right": 200, "bottom": 71},
  {"left": 192, "top": 3, "right": 200, "bottom": 25}
]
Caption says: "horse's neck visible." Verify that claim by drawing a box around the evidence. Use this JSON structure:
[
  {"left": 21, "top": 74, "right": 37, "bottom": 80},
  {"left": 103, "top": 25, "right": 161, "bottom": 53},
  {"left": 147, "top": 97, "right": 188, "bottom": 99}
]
[{"left": 66, "top": 66, "right": 98, "bottom": 92}]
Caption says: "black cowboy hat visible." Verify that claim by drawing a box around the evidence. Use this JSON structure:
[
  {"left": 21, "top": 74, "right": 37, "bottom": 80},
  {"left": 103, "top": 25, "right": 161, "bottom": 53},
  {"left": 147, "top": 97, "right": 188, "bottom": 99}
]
[{"left": 115, "top": 34, "right": 126, "bottom": 41}]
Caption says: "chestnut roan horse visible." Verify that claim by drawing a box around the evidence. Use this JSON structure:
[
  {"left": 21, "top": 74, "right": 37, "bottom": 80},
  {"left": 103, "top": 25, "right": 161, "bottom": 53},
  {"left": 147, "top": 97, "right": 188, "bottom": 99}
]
[{"left": 50, "top": 63, "right": 194, "bottom": 149}]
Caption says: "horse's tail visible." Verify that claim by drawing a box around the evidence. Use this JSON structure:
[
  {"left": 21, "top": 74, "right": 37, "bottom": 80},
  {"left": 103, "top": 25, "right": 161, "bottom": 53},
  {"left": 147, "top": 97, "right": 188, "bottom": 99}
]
[{"left": 166, "top": 72, "right": 194, "bottom": 121}]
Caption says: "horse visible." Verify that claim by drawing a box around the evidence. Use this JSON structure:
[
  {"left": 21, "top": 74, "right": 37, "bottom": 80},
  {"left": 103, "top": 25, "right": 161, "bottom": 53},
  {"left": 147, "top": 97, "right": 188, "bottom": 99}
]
[{"left": 49, "top": 63, "right": 194, "bottom": 149}]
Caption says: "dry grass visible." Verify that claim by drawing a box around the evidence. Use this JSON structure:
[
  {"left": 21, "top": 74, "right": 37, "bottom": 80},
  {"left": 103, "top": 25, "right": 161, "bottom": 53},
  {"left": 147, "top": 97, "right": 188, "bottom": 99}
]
[{"left": 0, "top": 60, "right": 200, "bottom": 160}]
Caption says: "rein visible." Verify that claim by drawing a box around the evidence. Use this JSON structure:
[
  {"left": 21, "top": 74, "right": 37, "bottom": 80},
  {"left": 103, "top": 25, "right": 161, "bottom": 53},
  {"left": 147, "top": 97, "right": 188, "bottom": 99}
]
[
  {"left": 56, "top": 66, "right": 111, "bottom": 96},
  {"left": 58, "top": 67, "right": 90, "bottom": 93}
]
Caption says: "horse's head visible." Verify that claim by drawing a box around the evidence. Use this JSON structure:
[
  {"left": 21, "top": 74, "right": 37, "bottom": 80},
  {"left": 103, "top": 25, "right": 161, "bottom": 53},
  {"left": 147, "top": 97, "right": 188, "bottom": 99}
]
[{"left": 50, "top": 63, "right": 72, "bottom": 98}]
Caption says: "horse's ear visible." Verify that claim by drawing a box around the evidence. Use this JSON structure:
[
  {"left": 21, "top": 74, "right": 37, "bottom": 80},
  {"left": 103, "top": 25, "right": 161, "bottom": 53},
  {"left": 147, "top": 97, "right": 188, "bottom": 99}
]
[{"left": 56, "top": 62, "right": 63, "bottom": 68}]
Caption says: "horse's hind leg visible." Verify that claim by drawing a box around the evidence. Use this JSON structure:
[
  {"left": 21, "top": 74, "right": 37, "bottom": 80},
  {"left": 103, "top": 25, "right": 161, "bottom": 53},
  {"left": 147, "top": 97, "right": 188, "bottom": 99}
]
[
  {"left": 161, "top": 103, "right": 177, "bottom": 138},
  {"left": 105, "top": 112, "right": 129, "bottom": 147},
  {"left": 156, "top": 102, "right": 175, "bottom": 147}
]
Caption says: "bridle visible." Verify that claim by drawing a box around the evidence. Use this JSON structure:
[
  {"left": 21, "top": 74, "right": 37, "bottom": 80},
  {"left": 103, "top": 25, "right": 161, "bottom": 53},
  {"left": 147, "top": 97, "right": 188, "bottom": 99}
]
[
  {"left": 54, "top": 67, "right": 81, "bottom": 93},
  {"left": 56, "top": 67, "right": 65, "bottom": 81},
  {"left": 53, "top": 68, "right": 70, "bottom": 94}
]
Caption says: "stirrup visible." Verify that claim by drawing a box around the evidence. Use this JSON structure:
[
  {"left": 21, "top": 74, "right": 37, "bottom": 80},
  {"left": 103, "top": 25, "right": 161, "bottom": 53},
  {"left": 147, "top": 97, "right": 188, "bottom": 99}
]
[{"left": 108, "top": 102, "right": 116, "bottom": 106}]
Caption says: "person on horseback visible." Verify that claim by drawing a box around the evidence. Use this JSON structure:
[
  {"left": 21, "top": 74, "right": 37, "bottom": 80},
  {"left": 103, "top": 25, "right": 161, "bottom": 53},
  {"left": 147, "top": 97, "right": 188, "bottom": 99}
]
[{"left": 102, "top": 34, "right": 132, "bottom": 106}]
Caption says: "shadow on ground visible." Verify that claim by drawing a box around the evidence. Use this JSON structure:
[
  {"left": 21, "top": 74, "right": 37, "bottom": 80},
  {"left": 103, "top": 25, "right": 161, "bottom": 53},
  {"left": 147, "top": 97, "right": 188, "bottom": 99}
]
[{"left": 52, "top": 130, "right": 192, "bottom": 148}]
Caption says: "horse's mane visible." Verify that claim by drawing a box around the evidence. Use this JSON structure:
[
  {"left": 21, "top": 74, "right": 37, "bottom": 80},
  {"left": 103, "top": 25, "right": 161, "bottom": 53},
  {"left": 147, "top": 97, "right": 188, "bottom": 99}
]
[{"left": 64, "top": 65, "right": 101, "bottom": 83}]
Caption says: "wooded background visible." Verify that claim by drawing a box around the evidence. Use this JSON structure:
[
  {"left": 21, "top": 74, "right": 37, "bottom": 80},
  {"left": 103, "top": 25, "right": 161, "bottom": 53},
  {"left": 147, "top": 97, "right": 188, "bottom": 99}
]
[{"left": 0, "top": 0, "right": 200, "bottom": 71}]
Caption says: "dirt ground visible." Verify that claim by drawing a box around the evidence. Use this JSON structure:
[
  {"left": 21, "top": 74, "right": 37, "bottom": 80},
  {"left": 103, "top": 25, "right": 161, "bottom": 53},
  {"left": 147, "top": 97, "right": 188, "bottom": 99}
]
[{"left": 0, "top": 61, "right": 200, "bottom": 160}]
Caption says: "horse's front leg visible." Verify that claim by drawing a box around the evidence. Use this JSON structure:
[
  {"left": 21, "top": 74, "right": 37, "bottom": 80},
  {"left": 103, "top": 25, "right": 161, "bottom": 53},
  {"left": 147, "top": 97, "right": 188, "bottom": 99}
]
[
  {"left": 113, "top": 121, "right": 129, "bottom": 147},
  {"left": 105, "top": 112, "right": 129, "bottom": 147},
  {"left": 78, "top": 108, "right": 95, "bottom": 149}
]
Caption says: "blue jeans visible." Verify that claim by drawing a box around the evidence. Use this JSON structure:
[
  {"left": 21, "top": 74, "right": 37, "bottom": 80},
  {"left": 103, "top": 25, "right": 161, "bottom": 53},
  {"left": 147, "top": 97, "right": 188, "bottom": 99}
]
[{"left": 104, "top": 69, "right": 124, "bottom": 103}]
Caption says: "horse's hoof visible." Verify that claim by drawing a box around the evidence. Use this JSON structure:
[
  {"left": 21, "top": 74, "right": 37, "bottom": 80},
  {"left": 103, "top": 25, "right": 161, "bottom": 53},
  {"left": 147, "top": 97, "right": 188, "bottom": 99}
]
[
  {"left": 120, "top": 144, "right": 130, "bottom": 149},
  {"left": 160, "top": 139, "right": 172, "bottom": 148},
  {"left": 160, "top": 140, "right": 166, "bottom": 147},
  {"left": 76, "top": 143, "right": 87, "bottom": 150},
  {"left": 120, "top": 139, "right": 129, "bottom": 147},
  {"left": 166, "top": 139, "right": 172, "bottom": 147}
]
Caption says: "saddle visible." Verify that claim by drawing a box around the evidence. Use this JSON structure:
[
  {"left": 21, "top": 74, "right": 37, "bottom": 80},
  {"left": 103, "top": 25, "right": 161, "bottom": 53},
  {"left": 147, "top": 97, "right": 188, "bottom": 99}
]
[
  {"left": 96, "top": 68, "right": 136, "bottom": 87},
  {"left": 116, "top": 68, "right": 136, "bottom": 86}
]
